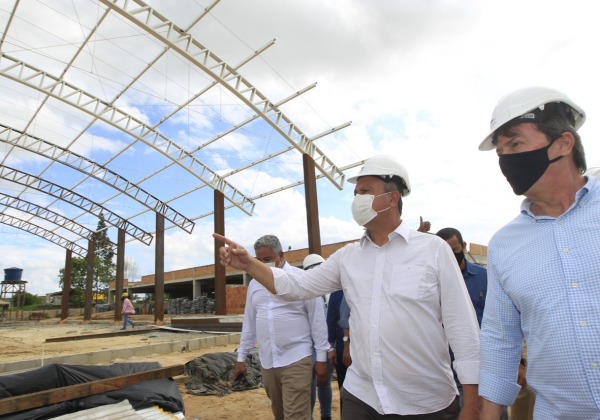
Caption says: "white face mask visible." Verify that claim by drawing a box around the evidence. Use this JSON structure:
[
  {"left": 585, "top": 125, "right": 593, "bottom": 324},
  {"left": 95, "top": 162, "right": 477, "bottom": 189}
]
[
  {"left": 264, "top": 262, "right": 276, "bottom": 268},
  {"left": 351, "top": 192, "right": 391, "bottom": 226}
]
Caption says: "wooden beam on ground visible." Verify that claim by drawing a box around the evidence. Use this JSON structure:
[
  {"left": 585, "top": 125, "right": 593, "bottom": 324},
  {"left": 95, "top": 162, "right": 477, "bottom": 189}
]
[
  {"left": 45, "top": 326, "right": 157, "bottom": 342},
  {"left": 0, "top": 364, "right": 184, "bottom": 416}
]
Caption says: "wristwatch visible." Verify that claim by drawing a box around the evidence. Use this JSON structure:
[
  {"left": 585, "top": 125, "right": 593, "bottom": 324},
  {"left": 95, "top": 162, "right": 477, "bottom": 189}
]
[{"left": 343, "top": 336, "right": 349, "bottom": 342}]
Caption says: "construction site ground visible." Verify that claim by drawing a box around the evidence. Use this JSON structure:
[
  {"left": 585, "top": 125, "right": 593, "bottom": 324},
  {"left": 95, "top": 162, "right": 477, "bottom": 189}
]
[{"left": 0, "top": 314, "right": 341, "bottom": 420}]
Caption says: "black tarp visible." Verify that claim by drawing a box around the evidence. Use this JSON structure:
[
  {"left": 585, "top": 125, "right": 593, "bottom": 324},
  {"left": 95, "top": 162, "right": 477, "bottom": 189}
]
[
  {"left": 184, "top": 348, "right": 262, "bottom": 396},
  {"left": 0, "top": 362, "right": 184, "bottom": 420}
]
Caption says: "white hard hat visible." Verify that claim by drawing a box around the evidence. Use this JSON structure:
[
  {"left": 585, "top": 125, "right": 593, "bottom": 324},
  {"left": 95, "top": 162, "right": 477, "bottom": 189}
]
[
  {"left": 303, "top": 254, "right": 325, "bottom": 270},
  {"left": 479, "top": 86, "right": 585, "bottom": 151},
  {"left": 347, "top": 155, "right": 411, "bottom": 197}
]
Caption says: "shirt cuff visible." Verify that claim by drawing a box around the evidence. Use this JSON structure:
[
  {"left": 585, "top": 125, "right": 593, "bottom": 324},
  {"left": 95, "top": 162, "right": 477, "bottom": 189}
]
[
  {"left": 453, "top": 360, "right": 480, "bottom": 384},
  {"left": 479, "top": 370, "right": 522, "bottom": 406},
  {"left": 236, "top": 350, "right": 248, "bottom": 363},
  {"left": 315, "top": 351, "right": 327, "bottom": 362}
]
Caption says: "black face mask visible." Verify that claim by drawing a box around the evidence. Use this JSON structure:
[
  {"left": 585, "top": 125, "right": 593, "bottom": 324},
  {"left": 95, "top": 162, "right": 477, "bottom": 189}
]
[
  {"left": 498, "top": 143, "right": 563, "bottom": 195},
  {"left": 454, "top": 251, "right": 465, "bottom": 266}
]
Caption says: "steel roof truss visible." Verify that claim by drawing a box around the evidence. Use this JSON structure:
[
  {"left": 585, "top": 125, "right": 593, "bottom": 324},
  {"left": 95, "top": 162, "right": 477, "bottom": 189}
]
[
  {"left": 0, "top": 124, "right": 195, "bottom": 233},
  {"left": 0, "top": 52, "right": 255, "bottom": 216},
  {"left": 0, "top": 213, "right": 87, "bottom": 258},
  {"left": 0, "top": 165, "right": 153, "bottom": 245},
  {"left": 100, "top": 0, "right": 345, "bottom": 190}
]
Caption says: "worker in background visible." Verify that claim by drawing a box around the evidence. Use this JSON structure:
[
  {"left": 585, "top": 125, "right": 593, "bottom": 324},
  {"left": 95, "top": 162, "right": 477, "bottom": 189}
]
[
  {"left": 120, "top": 292, "right": 135, "bottom": 330},
  {"left": 234, "top": 235, "right": 329, "bottom": 420}
]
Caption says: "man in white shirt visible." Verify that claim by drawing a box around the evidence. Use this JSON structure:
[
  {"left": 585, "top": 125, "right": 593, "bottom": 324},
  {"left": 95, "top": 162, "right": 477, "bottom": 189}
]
[
  {"left": 216, "top": 156, "right": 480, "bottom": 419},
  {"left": 233, "top": 234, "right": 329, "bottom": 420}
]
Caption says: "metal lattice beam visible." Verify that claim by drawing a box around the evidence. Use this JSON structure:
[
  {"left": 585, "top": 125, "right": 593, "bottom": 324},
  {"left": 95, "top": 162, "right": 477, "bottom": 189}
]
[
  {"left": 0, "top": 165, "right": 153, "bottom": 245},
  {"left": 100, "top": 0, "right": 346, "bottom": 190},
  {"left": 0, "top": 52, "right": 256, "bottom": 216},
  {"left": 0, "top": 192, "right": 116, "bottom": 248},
  {"left": 0, "top": 124, "right": 195, "bottom": 233},
  {"left": 0, "top": 213, "right": 87, "bottom": 257}
]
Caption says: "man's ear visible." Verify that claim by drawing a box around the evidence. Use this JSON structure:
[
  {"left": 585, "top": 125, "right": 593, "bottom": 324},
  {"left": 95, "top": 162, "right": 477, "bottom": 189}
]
[
  {"left": 391, "top": 189, "right": 401, "bottom": 204},
  {"left": 462, "top": 242, "right": 467, "bottom": 252},
  {"left": 552, "top": 131, "right": 575, "bottom": 157}
]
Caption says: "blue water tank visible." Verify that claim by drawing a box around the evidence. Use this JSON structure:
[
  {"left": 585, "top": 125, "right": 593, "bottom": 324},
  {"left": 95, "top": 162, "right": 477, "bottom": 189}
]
[{"left": 4, "top": 267, "right": 23, "bottom": 282}]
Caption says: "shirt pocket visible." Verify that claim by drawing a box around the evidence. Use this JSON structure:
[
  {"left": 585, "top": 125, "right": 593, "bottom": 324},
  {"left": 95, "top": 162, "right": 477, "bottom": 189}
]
[{"left": 390, "top": 264, "right": 427, "bottom": 300}]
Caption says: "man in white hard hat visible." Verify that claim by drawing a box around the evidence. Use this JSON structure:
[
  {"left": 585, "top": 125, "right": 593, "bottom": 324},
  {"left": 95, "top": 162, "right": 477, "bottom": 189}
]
[
  {"left": 478, "top": 87, "right": 600, "bottom": 418},
  {"left": 233, "top": 235, "right": 329, "bottom": 420},
  {"left": 214, "top": 155, "right": 480, "bottom": 419}
]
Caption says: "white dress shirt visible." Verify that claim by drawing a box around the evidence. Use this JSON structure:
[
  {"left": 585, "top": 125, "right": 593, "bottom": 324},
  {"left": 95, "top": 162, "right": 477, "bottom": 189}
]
[
  {"left": 273, "top": 224, "right": 480, "bottom": 415},
  {"left": 237, "top": 262, "right": 329, "bottom": 368}
]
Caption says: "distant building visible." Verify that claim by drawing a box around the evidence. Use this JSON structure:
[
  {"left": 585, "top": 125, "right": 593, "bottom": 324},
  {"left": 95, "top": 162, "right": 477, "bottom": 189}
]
[{"left": 108, "top": 239, "right": 488, "bottom": 311}]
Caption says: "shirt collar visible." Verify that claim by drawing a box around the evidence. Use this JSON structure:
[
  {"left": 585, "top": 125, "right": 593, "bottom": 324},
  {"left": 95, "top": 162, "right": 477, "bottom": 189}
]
[
  {"left": 463, "top": 259, "right": 476, "bottom": 276},
  {"left": 520, "top": 176, "right": 595, "bottom": 218},
  {"left": 359, "top": 221, "right": 409, "bottom": 247}
]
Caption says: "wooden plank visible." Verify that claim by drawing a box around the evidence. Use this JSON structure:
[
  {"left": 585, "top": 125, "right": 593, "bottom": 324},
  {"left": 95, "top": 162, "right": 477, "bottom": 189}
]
[
  {"left": 0, "top": 364, "right": 184, "bottom": 416},
  {"left": 169, "top": 323, "right": 242, "bottom": 333},
  {"left": 45, "top": 327, "right": 157, "bottom": 342}
]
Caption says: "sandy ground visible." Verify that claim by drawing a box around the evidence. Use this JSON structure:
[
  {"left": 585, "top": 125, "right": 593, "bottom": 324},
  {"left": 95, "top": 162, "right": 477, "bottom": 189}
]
[{"left": 0, "top": 319, "right": 341, "bottom": 420}]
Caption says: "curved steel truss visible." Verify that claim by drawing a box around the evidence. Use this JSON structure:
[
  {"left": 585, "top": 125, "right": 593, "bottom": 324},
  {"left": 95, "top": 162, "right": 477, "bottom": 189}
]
[
  {"left": 0, "top": 192, "right": 116, "bottom": 248},
  {"left": 0, "top": 0, "right": 350, "bottom": 262},
  {"left": 0, "top": 53, "right": 255, "bottom": 216},
  {"left": 0, "top": 213, "right": 87, "bottom": 257},
  {"left": 0, "top": 165, "right": 153, "bottom": 245},
  {"left": 101, "top": 0, "right": 346, "bottom": 189},
  {"left": 0, "top": 124, "right": 194, "bottom": 233}
]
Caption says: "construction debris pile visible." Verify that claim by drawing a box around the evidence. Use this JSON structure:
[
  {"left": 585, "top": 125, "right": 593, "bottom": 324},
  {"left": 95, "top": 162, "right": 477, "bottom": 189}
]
[
  {"left": 184, "top": 349, "right": 262, "bottom": 396},
  {"left": 167, "top": 296, "right": 215, "bottom": 314}
]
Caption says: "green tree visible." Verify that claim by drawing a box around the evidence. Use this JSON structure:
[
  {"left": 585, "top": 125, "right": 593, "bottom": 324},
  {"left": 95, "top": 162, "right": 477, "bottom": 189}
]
[
  {"left": 58, "top": 214, "right": 115, "bottom": 306},
  {"left": 12, "top": 292, "right": 42, "bottom": 307},
  {"left": 93, "top": 214, "right": 114, "bottom": 304}
]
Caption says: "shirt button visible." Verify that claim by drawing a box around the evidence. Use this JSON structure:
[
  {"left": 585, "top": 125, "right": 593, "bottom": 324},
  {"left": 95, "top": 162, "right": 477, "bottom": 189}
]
[
  {"left": 563, "top": 248, "right": 569, "bottom": 253},
  {"left": 557, "top": 220, "right": 564, "bottom": 225},
  {"left": 591, "top": 363, "right": 598, "bottom": 369},
  {"left": 571, "top": 282, "right": 578, "bottom": 288},
  {"left": 580, "top": 321, "right": 587, "bottom": 327}
]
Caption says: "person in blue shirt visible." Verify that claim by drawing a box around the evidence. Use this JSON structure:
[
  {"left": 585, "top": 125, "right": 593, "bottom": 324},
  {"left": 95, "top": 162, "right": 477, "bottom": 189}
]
[
  {"left": 436, "top": 228, "right": 486, "bottom": 326},
  {"left": 478, "top": 86, "right": 600, "bottom": 419},
  {"left": 436, "top": 227, "right": 504, "bottom": 415},
  {"left": 326, "top": 290, "right": 348, "bottom": 411}
]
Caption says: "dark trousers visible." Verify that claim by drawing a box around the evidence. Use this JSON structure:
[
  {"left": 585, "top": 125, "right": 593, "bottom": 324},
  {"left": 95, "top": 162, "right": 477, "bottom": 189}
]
[
  {"left": 334, "top": 351, "right": 348, "bottom": 389},
  {"left": 341, "top": 388, "right": 460, "bottom": 420},
  {"left": 333, "top": 351, "right": 348, "bottom": 412}
]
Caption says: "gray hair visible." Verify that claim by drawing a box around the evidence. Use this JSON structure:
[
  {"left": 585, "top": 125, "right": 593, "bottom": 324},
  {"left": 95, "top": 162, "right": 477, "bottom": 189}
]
[{"left": 253, "top": 235, "right": 282, "bottom": 254}]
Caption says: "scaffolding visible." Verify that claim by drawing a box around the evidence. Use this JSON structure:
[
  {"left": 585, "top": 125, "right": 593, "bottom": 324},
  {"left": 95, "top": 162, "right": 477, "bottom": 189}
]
[{"left": 0, "top": 280, "right": 27, "bottom": 320}]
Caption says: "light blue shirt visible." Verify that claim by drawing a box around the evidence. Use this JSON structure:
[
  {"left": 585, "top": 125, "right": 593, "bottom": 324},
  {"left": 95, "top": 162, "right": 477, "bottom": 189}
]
[{"left": 480, "top": 176, "right": 600, "bottom": 418}]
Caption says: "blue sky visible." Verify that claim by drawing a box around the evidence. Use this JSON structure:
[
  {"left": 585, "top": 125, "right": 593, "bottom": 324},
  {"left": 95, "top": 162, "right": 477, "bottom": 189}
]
[{"left": 1, "top": 0, "right": 600, "bottom": 294}]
